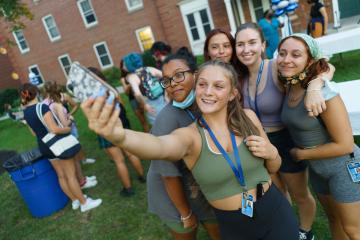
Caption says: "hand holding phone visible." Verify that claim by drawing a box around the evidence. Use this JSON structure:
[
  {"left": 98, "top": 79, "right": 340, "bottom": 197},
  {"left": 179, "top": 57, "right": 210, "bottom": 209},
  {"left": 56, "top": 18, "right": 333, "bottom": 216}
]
[{"left": 67, "top": 62, "right": 118, "bottom": 103}]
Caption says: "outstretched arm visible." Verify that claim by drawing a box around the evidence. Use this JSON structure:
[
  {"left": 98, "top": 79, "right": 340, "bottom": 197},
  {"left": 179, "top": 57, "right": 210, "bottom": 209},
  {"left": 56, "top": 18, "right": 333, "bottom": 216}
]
[{"left": 81, "top": 94, "right": 193, "bottom": 161}]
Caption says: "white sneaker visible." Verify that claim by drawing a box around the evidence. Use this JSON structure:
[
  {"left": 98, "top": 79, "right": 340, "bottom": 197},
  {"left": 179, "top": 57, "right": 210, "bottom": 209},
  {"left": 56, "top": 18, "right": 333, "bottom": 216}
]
[
  {"left": 82, "top": 158, "right": 96, "bottom": 164},
  {"left": 86, "top": 176, "right": 97, "bottom": 182},
  {"left": 80, "top": 197, "right": 102, "bottom": 212},
  {"left": 81, "top": 179, "right": 98, "bottom": 189},
  {"left": 72, "top": 194, "right": 87, "bottom": 210}
]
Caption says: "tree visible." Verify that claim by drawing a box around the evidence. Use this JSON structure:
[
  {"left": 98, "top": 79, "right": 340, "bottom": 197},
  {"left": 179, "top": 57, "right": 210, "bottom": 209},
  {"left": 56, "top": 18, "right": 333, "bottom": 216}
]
[{"left": 0, "top": 0, "right": 33, "bottom": 31}]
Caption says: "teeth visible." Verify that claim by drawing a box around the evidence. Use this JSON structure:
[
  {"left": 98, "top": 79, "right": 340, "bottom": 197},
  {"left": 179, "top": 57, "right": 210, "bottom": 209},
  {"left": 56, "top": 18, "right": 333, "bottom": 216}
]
[{"left": 202, "top": 99, "right": 216, "bottom": 104}]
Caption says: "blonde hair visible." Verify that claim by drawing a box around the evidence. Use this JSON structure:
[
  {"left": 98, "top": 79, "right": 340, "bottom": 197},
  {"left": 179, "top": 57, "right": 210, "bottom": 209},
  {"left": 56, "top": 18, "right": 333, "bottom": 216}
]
[{"left": 196, "top": 60, "right": 259, "bottom": 137}]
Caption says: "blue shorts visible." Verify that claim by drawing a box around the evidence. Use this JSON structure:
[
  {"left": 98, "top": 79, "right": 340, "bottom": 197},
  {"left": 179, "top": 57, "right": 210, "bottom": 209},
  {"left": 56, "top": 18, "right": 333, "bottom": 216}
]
[{"left": 267, "top": 128, "right": 308, "bottom": 173}]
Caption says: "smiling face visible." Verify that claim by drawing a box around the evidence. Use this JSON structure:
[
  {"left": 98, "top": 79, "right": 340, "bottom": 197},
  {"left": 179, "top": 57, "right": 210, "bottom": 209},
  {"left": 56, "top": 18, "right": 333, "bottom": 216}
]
[
  {"left": 235, "top": 28, "right": 265, "bottom": 67},
  {"left": 195, "top": 65, "right": 237, "bottom": 115},
  {"left": 277, "top": 37, "right": 311, "bottom": 78},
  {"left": 207, "top": 33, "right": 233, "bottom": 63},
  {"left": 162, "top": 59, "right": 195, "bottom": 102}
]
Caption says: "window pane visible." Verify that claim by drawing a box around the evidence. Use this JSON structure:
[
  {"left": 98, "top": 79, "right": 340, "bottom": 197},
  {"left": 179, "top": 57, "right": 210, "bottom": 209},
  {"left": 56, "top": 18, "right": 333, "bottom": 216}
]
[
  {"left": 49, "top": 28, "right": 59, "bottom": 38},
  {"left": 100, "top": 56, "right": 110, "bottom": 66},
  {"left": 129, "top": 0, "right": 142, "bottom": 7},
  {"left": 64, "top": 66, "right": 71, "bottom": 75},
  {"left": 30, "top": 68, "right": 39, "bottom": 75},
  {"left": 137, "top": 27, "right": 155, "bottom": 51},
  {"left": 20, "top": 41, "right": 27, "bottom": 50},
  {"left": 60, "top": 57, "right": 70, "bottom": 67},
  {"left": 85, "top": 13, "right": 96, "bottom": 24},
  {"left": 80, "top": 0, "right": 91, "bottom": 12},
  {"left": 191, "top": 29, "right": 200, "bottom": 41},
  {"left": 96, "top": 45, "right": 107, "bottom": 55},
  {"left": 186, "top": 14, "right": 196, "bottom": 27},
  {"left": 253, "top": 0, "right": 262, "bottom": 7},
  {"left": 199, "top": 9, "right": 209, "bottom": 24},
  {"left": 203, "top": 24, "right": 211, "bottom": 35},
  {"left": 45, "top": 17, "right": 55, "bottom": 28}
]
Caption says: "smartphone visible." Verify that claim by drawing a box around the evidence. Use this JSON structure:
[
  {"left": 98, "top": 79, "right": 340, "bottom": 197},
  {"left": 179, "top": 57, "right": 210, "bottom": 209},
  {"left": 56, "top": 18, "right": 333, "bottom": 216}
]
[{"left": 67, "top": 62, "right": 118, "bottom": 103}]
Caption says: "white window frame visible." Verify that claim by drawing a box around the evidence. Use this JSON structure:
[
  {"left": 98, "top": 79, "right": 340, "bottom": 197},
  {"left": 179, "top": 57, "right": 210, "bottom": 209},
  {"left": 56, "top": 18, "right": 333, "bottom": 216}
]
[
  {"left": 93, "top": 41, "right": 113, "bottom": 69},
  {"left": 12, "top": 30, "right": 30, "bottom": 54},
  {"left": 42, "top": 14, "right": 61, "bottom": 42},
  {"left": 77, "top": 0, "right": 98, "bottom": 28},
  {"left": 178, "top": 0, "right": 214, "bottom": 55},
  {"left": 248, "top": 0, "right": 270, "bottom": 22},
  {"left": 28, "top": 64, "right": 44, "bottom": 85},
  {"left": 135, "top": 26, "right": 155, "bottom": 52},
  {"left": 125, "top": 0, "right": 144, "bottom": 12},
  {"left": 58, "top": 54, "right": 72, "bottom": 77}
]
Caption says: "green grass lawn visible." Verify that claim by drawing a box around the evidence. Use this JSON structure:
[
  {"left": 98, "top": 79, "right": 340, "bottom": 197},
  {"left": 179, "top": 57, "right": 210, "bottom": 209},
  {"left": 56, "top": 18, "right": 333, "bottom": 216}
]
[{"left": 2, "top": 50, "right": 360, "bottom": 240}]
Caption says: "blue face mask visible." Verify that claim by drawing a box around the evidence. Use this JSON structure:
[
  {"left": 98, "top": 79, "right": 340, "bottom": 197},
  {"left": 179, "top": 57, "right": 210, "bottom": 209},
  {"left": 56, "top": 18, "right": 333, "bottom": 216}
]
[{"left": 172, "top": 90, "right": 195, "bottom": 109}]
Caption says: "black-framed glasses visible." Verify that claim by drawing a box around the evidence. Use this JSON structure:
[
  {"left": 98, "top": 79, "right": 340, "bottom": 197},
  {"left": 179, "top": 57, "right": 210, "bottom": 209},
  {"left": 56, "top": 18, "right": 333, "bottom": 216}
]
[{"left": 160, "top": 70, "right": 193, "bottom": 88}]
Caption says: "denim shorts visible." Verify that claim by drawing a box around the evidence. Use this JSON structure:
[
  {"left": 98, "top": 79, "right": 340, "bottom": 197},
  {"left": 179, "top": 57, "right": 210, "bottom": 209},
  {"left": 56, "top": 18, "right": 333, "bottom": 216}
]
[{"left": 267, "top": 128, "right": 308, "bottom": 173}]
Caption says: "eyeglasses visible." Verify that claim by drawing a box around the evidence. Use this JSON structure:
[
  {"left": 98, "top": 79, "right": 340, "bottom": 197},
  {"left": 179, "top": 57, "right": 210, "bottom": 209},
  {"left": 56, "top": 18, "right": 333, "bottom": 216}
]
[{"left": 160, "top": 70, "right": 192, "bottom": 88}]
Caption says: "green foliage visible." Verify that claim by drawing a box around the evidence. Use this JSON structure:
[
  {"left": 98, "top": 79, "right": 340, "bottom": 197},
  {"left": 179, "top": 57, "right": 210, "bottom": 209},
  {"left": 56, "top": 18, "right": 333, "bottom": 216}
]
[
  {"left": 102, "top": 67, "right": 121, "bottom": 87},
  {"left": 142, "top": 50, "right": 156, "bottom": 68},
  {"left": 0, "top": 88, "right": 19, "bottom": 115},
  {"left": 0, "top": 0, "right": 33, "bottom": 31},
  {"left": 196, "top": 55, "right": 205, "bottom": 65}
]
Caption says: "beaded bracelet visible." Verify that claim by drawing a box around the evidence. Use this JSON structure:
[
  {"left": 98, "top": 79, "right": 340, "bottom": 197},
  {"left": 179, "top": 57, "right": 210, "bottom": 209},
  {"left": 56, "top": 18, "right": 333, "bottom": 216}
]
[{"left": 180, "top": 210, "right": 192, "bottom": 222}]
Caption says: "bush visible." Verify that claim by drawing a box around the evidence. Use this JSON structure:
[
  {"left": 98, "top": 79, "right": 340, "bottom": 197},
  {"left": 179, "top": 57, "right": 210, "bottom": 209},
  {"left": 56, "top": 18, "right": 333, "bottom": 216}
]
[
  {"left": 102, "top": 67, "right": 121, "bottom": 87},
  {"left": 0, "top": 88, "right": 20, "bottom": 115},
  {"left": 142, "top": 50, "right": 156, "bottom": 68}
]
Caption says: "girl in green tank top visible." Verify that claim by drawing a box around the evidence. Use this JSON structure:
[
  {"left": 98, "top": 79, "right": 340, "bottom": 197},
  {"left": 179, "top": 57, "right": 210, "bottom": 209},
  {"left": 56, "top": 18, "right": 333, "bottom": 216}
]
[{"left": 82, "top": 60, "right": 298, "bottom": 239}]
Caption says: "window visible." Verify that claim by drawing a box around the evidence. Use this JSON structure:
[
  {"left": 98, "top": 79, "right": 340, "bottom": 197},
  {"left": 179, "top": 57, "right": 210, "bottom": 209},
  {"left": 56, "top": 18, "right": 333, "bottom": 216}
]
[
  {"left": 125, "top": 0, "right": 143, "bottom": 12},
  {"left": 248, "top": 0, "right": 271, "bottom": 22},
  {"left": 12, "top": 30, "right": 29, "bottom": 54},
  {"left": 77, "top": 0, "right": 98, "bottom": 28},
  {"left": 179, "top": 0, "right": 214, "bottom": 55},
  {"left": 58, "top": 54, "right": 72, "bottom": 77},
  {"left": 42, "top": 14, "right": 61, "bottom": 42},
  {"left": 28, "top": 65, "right": 44, "bottom": 86},
  {"left": 135, "top": 26, "right": 155, "bottom": 51},
  {"left": 93, "top": 42, "right": 113, "bottom": 69}
]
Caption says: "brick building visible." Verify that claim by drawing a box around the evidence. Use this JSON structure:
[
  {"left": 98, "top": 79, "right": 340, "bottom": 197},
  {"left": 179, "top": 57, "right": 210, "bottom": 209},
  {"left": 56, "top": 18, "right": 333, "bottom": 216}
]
[{"left": 0, "top": 0, "right": 357, "bottom": 87}]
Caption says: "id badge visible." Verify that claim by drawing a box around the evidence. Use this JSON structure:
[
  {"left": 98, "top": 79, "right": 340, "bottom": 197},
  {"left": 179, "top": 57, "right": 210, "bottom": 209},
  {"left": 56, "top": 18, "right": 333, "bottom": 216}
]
[
  {"left": 241, "top": 193, "right": 254, "bottom": 218},
  {"left": 346, "top": 161, "right": 360, "bottom": 183}
]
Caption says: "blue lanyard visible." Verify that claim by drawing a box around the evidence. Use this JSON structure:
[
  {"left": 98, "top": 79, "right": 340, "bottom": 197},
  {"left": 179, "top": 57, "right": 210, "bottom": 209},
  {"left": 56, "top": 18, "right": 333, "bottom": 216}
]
[
  {"left": 199, "top": 117, "right": 246, "bottom": 188},
  {"left": 185, "top": 109, "right": 196, "bottom": 121},
  {"left": 247, "top": 60, "right": 264, "bottom": 120}
]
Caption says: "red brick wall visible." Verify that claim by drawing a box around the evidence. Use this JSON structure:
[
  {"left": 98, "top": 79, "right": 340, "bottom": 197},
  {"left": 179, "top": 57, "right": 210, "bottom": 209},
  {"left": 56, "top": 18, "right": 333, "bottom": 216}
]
[
  {"left": 208, "top": 0, "right": 231, "bottom": 32},
  {"left": 1, "top": 0, "right": 166, "bottom": 85},
  {"left": 0, "top": 54, "right": 20, "bottom": 90},
  {"left": 154, "top": 0, "right": 190, "bottom": 51}
]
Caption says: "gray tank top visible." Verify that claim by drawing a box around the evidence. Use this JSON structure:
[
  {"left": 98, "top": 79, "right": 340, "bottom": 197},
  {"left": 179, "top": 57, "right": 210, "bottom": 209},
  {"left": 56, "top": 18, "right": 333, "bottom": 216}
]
[
  {"left": 243, "top": 60, "right": 284, "bottom": 127},
  {"left": 281, "top": 96, "right": 331, "bottom": 148}
]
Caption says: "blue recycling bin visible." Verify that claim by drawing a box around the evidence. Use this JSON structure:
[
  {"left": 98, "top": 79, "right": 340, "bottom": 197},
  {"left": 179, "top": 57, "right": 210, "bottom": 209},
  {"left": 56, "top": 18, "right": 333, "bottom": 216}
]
[{"left": 4, "top": 151, "right": 69, "bottom": 218}]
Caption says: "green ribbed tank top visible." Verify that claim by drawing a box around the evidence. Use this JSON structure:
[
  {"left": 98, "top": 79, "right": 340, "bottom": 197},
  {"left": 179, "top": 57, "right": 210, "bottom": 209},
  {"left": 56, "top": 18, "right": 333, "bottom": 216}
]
[{"left": 191, "top": 124, "right": 270, "bottom": 201}]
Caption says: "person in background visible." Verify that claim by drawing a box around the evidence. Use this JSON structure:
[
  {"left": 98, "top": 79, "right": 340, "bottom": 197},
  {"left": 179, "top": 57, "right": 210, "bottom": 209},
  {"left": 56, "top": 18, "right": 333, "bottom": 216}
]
[
  {"left": 42, "top": 81, "right": 98, "bottom": 191},
  {"left": 82, "top": 60, "right": 299, "bottom": 240},
  {"left": 258, "top": 9, "right": 283, "bottom": 59},
  {"left": 20, "top": 83, "right": 102, "bottom": 212},
  {"left": 278, "top": 33, "right": 360, "bottom": 240},
  {"left": 119, "top": 59, "right": 150, "bottom": 132},
  {"left": 307, "top": 0, "right": 328, "bottom": 38},
  {"left": 150, "top": 41, "right": 172, "bottom": 69},
  {"left": 88, "top": 67, "right": 146, "bottom": 197},
  {"left": 122, "top": 53, "right": 166, "bottom": 125},
  {"left": 147, "top": 47, "right": 221, "bottom": 239}
]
